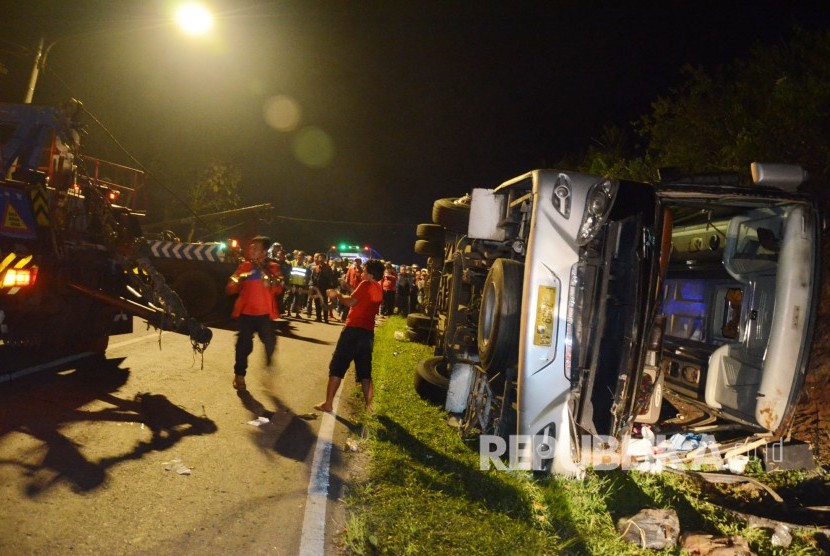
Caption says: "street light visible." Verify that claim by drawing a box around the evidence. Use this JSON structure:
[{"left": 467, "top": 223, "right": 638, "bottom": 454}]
[
  {"left": 23, "top": 3, "right": 216, "bottom": 103},
  {"left": 175, "top": 3, "right": 215, "bottom": 36}
]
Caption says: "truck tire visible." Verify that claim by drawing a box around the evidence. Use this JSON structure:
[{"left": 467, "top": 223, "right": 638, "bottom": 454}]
[
  {"left": 406, "top": 312, "right": 434, "bottom": 331},
  {"left": 432, "top": 197, "right": 470, "bottom": 234},
  {"left": 414, "top": 356, "right": 450, "bottom": 405},
  {"left": 49, "top": 296, "right": 111, "bottom": 356},
  {"left": 443, "top": 251, "right": 471, "bottom": 361},
  {"left": 416, "top": 223, "right": 445, "bottom": 242},
  {"left": 406, "top": 326, "right": 429, "bottom": 343},
  {"left": 477, "top": 259, "right": 523, "bottom": 373},
  {"left": 414, "top": 239, "right": 444, "bottom": 257},
  {"left": 173, "top": 270, "right": 219, "bottom": 319}
]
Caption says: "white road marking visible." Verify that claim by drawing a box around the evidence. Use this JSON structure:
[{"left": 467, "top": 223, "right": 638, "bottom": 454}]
[
  {"left": 108, "top": 330, "right": 166, "bottom": 350},
  {"left": 298, "top": 386, "right": 344, "bottom": 556},
  {"left": 0, "top": 352, "right": 92, "bottom": 384}
]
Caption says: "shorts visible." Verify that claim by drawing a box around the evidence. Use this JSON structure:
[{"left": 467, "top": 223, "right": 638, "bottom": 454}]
[{"left": 328, "top": 326, "right": 374, "bottom": 381}]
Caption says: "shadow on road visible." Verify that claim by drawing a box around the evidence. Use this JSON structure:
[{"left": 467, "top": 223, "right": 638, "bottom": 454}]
[
  {"left": 205, "top": 317, "right": 335, "bottom": 346},
  {"left": 235, "top": 388, "right": 360, "bottom": 472},
  {"left": 279, "top": 327, "right": 337, "bottom": 346},
  {"left": 0, "top": 354, "right": 217, "bottom": 496},
  {"left": 235, "top": 389, "right": 317, "bottom": 462}
]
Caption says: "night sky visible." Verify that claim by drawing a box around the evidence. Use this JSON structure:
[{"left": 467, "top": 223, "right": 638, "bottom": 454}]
[{"left": 2, "top": 1, "right": 830, "bottom": 262}]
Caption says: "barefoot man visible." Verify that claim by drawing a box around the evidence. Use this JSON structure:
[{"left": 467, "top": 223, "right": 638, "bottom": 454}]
[{"left": 314, "top": 259, "right": 384, "bottom": 413}]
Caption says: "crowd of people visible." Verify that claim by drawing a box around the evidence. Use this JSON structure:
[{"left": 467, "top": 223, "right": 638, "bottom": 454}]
[
  {"left": 224, "top": 235, "right": 428, "bottom": 411},
  {"left": 267, "top": 243, "right": 428, "bottom": 323}
]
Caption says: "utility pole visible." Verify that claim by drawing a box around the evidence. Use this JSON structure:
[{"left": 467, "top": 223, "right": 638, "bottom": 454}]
[{"left": 24, "top": 37, "right": 44, "bottom": 103}]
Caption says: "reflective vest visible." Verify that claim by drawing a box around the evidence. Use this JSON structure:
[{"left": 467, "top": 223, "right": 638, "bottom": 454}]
[{"left": 289, "top": 264, "right": 308, "bottom": 286}]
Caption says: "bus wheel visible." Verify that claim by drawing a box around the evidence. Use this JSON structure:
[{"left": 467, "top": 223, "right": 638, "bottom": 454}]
[{"left": 477, "top": 259, "right": 523, "bottom": 373}]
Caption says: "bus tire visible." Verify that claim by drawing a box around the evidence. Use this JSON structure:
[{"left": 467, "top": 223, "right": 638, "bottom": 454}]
[
  {"left": 477, "top": 259, "right": 523, "bottom": 373},
  {"left": 414, "top": 356, "right": 450, "bottom": 404},
  {"left": 432, "top": 197, "right": 470, "bottom": 234},
  {"left": 414, "top": 239, "right": 444, "bottom": 257},
  {"left": 416, "top": 223, "right": 445, "bottom": 242}
]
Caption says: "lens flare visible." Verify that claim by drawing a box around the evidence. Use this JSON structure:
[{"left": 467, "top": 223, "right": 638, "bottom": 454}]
[
  {"left": 263, "top": 95, "right": 301, "bottom": 131},
  {"left": 292, "top": 127, "right": 334, "bottom": 168}
]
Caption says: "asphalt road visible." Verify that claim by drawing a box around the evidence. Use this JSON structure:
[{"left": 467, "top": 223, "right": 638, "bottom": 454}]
[{"left": 0, "top": 316, "right": 360, "bottom": 555}]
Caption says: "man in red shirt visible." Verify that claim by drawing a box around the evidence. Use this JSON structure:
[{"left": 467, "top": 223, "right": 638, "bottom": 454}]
[
  {"left": 380, "top": 263, "right": 397, "bottom": 316},
  {"left": 225, "top": 236, "right": 284, "bottom": 390},
  {"left": 314, "top": 259, "right": 384, "bottom": 412}
]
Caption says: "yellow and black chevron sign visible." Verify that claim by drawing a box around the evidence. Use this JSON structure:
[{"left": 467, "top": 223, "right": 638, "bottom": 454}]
[{"left": 30, "top": 187, "right": 49, "bottom": 226}]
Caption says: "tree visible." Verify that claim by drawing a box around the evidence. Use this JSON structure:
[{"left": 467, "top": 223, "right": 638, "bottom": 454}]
[
  {"left": 573, "top": 29, "right": 830, "bottom": 195},
  {"left": 637, "top": 29, "right": 830, "bottom": 189},
  {"left": 569, "top": 125, "right": 656, "bottom": 182},
  {"left": 186, "top": 162, "right": 242, "bottom": 241}
]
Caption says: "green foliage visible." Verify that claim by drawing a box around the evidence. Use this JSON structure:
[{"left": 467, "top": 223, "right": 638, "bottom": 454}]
[
  {"left": 188, "top": 162, "right": 242, "bottom": 215},
  {"left": 574, "top": 29, "right": 830, "bottom": 187},
  {"left": 184, "top": 162, "right": 242, "bottom": 241}
]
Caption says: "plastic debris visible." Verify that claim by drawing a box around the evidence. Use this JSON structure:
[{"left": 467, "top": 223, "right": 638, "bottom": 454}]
[
  {"left": 617, "top": 508, "right": 680, "bottom": 549},
  {"left": 664, "top": 432, "right": 716, "bottom": 452},
  {"left": 247, "top": 416, "right": 270, "bottom": 427},
  {"left": 770, "top": 523, "right": 792, "bottom": 548},
  {"left": 725, "top": 455, "right": 750, "bottom": 475},
  {"left": 669, "top": 433, "right": 702, "bottom": 451},
  {"left": 162, "top": 458, "right": 192, "bottom": 475},
  {"left": 393, "top": 330, "right": 405, "bottom": 341},
  {"left": 345, "top": 438, "right": 360, "bottom": 452}
]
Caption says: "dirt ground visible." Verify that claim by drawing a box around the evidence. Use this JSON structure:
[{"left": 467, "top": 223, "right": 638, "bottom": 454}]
[{"left": 789, "top": 235, "right": 830, "bottom": 465}]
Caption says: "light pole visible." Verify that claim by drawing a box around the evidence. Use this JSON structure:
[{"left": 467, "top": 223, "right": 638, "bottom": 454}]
[{"left": 23, "top": 37, "right": 46, "bottom": 103}]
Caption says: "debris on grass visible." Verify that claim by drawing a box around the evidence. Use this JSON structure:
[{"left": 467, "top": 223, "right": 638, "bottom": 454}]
[{"left": 616, "top": 508, "right": 680, "bottom": 550}]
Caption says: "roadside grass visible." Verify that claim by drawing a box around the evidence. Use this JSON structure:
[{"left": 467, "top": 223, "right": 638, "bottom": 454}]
[{"left": 341, "top": 316, "right": 825, "bottom": 555}]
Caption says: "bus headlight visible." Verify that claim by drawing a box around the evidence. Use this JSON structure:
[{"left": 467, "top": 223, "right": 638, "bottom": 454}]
[{"left": 576, "top": 179, "right": 618, "bottom": 246}]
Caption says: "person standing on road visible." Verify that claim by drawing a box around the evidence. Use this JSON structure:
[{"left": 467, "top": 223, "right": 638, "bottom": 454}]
[
  {"left": 270, "top": 244, "right": 292, "bottom": 317},
  {"left": 287, "top": 251, "right": 310, "bottom": 318},
  {"left": 409, "top": 264, "right": 421, "bottom": 313},
  {"left": 339, "top": 257, "right": 363, "bottom": 322},
  {"left": 309, "top": 252, "right": 336, "bottom": 323},
  {"left": 381, "top": 263, "right": 397, "bottom": 316},
  {"left": 226, "top": 236, "right": 284, "bottom": 390},
  {"left": 395, "top": 265, "right": 412, "bottom": 316},
  {"left": 314, "top": 259, "right": 384, "bottom": 413}
]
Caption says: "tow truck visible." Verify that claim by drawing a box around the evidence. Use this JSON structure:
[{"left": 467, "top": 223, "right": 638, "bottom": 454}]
[{"left": 0, "top": 100, "right": 211, "bottom": 357}]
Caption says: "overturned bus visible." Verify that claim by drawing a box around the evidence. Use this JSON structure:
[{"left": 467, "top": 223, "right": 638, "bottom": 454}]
[{"left": 416, "top": 163, "right": 820, "bottom": 475}]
